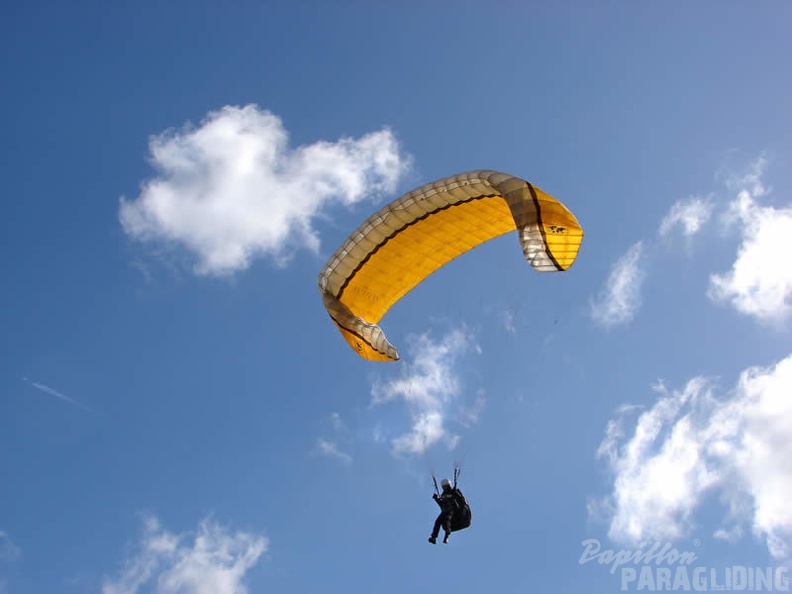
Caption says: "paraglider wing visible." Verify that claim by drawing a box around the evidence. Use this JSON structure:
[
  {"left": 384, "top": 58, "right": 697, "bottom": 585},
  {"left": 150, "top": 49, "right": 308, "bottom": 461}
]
[{"left": 318, "top": 170, "right": 583, "bottom": 361}]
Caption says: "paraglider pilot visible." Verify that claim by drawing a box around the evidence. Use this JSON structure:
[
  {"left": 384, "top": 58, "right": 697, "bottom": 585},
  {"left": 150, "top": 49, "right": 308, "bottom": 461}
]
[{"left": 428, "top": 478, "right": 466, "bottom": 544}]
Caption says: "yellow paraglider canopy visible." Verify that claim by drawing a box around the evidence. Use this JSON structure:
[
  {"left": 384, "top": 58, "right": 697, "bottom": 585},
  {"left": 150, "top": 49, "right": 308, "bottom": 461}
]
[{"left": 318, "top": 170, "right": 583, "bottom": 361}]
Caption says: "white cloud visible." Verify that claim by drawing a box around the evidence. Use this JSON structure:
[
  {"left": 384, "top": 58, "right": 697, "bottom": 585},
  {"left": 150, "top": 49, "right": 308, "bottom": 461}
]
[
  {"left": 457, "top": 391, "right": 486, "bottom": 428},
  {"left": 719, "top": 154, "right": 769, "bottom": 197},
  {"left": 329, "top": 412, "right": 344, "bottom": 433},
  {"left": 315, "top": 438, "right": 352, "bottom": 465},
  {"left": 589, "top": 156, "right": 790, "bottom": 328},
  {"left": 314, "top": 412, "right": 353, "bottom": 465},
  {"left": 371, "top": 328, "right": 477, "bottom": 455},
  {"left": 658, "top": 195, "right": 714, "bottom": 238},
  {"left": 503, "top": 308, "right": 516, "bottom": 334},
  {"left": 25, "top": 379, "right": 91, "bottom": 412},
  {"left": 709, "top": 159, "right": 792, "bottom": 323},
  {"left": 590, "top": 241, "right": 645, "bottom": 327},
  {"left": 103, "top": 516, "right": 267, "bottom": 594},
  {"left": 0, "top": 531, "right": 20, "bottom": 561},
  {"left": 595, "top": 354, "right": 792, "bottom": 559},
  {"left": 120, "top": 104, "right": 410, "bottom": 276}
]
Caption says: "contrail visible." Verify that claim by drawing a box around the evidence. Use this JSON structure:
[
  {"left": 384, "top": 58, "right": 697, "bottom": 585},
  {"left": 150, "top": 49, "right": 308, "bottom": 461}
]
[{"left": 27, "top": 380, "right": 91, "bottom": 412}]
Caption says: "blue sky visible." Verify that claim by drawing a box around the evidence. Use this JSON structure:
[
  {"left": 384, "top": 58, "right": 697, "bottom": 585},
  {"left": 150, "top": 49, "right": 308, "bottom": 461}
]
[{"left": 2, "top": 2, "right": 792, "bottom": 593}]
